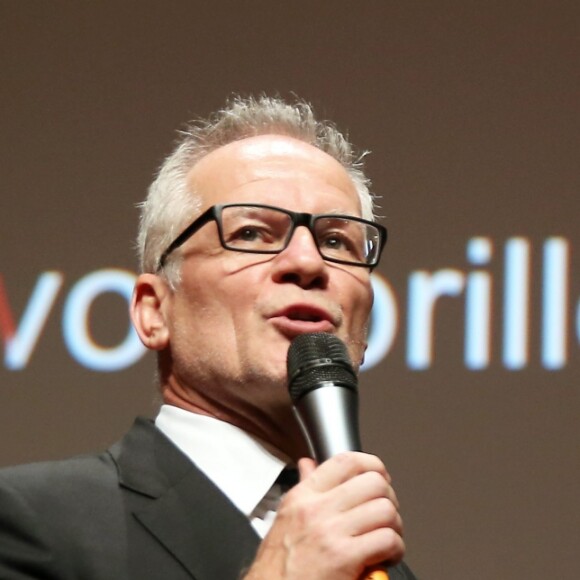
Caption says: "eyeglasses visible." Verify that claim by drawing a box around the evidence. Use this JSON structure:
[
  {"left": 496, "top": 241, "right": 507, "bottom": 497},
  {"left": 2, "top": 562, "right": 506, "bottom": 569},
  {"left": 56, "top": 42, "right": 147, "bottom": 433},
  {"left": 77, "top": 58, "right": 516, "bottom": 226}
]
[{"left": 157, "top": 203, "right": 388, "bottom": 271}]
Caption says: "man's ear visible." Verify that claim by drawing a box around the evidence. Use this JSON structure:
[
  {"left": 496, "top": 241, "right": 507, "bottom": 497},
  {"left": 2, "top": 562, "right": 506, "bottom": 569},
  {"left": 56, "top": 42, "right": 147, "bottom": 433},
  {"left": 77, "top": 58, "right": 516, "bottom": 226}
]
[{"left": 130, "top": 273, "right": 171, "bottom": 350}]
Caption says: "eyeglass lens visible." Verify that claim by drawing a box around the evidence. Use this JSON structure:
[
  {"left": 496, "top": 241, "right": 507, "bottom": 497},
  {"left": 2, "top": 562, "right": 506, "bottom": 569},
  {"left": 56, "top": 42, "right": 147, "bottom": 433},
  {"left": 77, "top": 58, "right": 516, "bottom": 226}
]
[{"left": 219, "top": 205, "right": 380, "bottom": 265}]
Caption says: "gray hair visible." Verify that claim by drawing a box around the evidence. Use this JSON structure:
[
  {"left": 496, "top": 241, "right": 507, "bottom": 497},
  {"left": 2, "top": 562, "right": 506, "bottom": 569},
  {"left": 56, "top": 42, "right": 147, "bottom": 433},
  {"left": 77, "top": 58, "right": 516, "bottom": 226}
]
[{"left": 137, "top": 95, "right": 376, "bottom": 284}]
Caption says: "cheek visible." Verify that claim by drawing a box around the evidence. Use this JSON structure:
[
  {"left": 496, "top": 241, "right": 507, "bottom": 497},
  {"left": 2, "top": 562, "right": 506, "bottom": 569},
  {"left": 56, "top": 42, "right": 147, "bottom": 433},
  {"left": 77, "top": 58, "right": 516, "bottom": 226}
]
[
  {"left": 173, "top": 272, "right": 258, "bottom": 340},
  {"left": 169, "top": 280, "right": 226, "bottom": 340},
  {"left": 346, "top": 276, "right": 373, "bottom": 325},
  {"left": 338, "top": 276, "right": 373, "bottom": 357}
]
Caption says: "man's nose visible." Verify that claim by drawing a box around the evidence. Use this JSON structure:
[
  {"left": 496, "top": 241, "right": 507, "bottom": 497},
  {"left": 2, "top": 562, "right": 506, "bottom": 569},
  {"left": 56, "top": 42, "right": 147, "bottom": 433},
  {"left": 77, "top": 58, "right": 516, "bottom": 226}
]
[{"left": 270, "top": 226, "right": 329, "bottom": 289}]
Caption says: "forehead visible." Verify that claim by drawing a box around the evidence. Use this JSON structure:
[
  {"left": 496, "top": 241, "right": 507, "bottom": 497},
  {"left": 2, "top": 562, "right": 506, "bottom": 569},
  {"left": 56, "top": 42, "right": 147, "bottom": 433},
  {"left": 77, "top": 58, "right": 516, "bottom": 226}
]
[{"left": 186, "top": 134, "right": 361, "bottom": 214}]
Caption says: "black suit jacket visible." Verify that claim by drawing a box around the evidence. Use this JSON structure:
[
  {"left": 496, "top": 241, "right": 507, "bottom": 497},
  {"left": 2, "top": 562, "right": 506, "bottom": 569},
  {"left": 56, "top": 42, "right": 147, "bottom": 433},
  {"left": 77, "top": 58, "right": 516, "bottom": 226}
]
[{"left": 0, "top": 418, "right": 416, "bottom": 579}]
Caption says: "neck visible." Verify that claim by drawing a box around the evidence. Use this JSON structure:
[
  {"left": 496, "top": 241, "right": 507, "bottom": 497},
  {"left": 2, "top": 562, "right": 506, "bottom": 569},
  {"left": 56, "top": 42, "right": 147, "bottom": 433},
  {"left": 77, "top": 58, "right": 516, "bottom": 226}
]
[{"left": 161, "top": 382, "right": 311, "bottom": 462}]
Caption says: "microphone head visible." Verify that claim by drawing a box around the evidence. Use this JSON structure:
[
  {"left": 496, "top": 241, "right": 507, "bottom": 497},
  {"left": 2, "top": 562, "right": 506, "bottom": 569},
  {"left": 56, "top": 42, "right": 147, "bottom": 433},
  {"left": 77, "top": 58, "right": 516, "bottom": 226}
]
[{"left": 287, "top": 333, "right": 358, "bottom": 402}]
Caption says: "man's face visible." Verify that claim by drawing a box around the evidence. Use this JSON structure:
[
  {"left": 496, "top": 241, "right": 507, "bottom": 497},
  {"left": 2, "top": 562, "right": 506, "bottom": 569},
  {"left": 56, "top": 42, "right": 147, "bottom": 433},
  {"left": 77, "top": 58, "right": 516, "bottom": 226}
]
[{"left": 160, "top": 135, "right": 373, "bottom": 422}]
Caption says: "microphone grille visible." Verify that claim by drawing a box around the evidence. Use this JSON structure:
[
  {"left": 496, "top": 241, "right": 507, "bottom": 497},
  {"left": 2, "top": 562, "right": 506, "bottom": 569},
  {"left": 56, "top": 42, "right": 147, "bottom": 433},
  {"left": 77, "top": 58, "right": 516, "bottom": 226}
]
[{"left": 287, "top": 333, "right": 358, "bottom": 402}]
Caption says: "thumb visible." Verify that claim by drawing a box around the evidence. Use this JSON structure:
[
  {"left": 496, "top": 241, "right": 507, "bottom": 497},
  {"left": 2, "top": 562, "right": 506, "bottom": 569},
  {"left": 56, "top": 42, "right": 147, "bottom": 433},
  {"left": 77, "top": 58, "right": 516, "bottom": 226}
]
[{"left": 297, "top": 457, "right": 317, "bottom": 482}]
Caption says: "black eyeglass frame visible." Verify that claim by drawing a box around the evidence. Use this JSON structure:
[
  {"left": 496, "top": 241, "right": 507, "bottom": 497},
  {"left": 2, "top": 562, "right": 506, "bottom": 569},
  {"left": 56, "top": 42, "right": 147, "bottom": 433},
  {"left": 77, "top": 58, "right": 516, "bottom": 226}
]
[{"left": 156, "top": 203, "right": 388, "bottom": 271}]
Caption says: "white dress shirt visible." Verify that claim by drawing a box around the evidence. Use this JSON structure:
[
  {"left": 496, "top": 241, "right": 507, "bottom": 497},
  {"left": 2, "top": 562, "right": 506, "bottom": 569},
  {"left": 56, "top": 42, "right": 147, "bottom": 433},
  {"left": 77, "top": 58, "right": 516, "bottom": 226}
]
[{"left": 155, "top": 404, "right": 292, "bottom": 538}]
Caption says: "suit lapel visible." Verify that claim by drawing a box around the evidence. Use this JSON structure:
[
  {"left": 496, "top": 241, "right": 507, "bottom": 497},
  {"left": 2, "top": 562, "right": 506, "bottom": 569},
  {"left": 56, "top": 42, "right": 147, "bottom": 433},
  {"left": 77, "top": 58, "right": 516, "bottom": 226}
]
[{"left": 111, "top": 418, "right": 261, "bottom": 580}]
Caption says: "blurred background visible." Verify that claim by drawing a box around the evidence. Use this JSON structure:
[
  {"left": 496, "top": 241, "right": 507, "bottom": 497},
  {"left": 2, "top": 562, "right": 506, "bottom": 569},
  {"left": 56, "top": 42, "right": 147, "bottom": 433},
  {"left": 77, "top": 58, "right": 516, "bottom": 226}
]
[{"left": 1, "top": 2, "right": 578, "bottom": 578}]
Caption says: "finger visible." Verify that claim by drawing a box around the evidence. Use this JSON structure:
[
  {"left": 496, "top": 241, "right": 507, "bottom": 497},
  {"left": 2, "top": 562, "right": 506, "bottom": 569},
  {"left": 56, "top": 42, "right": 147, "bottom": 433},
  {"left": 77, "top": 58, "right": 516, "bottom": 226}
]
[
  {"left": 329, "top": 470, "right": 390, "bottom": 512},
  {"left": 344, "top": 497, "right": 404, "bottom": 538},
  {"left": 305, "top": 452, "right": 389, "bottom": 492},
  {"left": 351, "top": 527, "right": 406, "bottom": 568},
  {"left": 323, "top": 468, "right": 400, "bottom": 514}
]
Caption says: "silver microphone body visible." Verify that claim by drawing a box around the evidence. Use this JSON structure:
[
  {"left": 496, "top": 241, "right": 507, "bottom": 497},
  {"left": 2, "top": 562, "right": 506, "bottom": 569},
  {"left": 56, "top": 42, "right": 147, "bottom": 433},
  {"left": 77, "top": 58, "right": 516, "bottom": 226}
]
[{"left": 287, "top": 333, "right": 362, "bottom": 462}]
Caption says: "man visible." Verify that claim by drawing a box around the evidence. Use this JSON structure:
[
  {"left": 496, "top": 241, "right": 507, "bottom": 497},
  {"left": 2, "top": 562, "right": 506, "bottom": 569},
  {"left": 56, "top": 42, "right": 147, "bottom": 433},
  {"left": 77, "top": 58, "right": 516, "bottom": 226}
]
[{"left": 0, "top": 96, "right": 416, "bottom": 579}]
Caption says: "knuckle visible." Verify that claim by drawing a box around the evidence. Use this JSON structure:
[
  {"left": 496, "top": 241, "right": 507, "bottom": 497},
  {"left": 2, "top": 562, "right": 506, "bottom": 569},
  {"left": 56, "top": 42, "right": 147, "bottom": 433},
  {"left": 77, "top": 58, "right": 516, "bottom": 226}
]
[
  {"left": 334, "top": 452, "right": 386, "bottom": 476},
  {"left": 293, "top": 495, "right": 334, "bottom": 531},
  {"left": 357, "top": 470, "right": 389, "bottom": 500},
  {"left": 370, "top": 497, "right": 399, "bottom": 530},
  {"left": 376, "top": 496, "right": 395, "bottom": 515},
  {"left": 366, "top": 470, "right": 389, "bottom": 491},
  {"left": 379, "top": 526, "right": 401, "bottom": 550},
  {"left": 323, "top": 538, "right": 352, "bottom": 567},
  {"left": 293, "top": 498, "right": 318, "bottom": 524},
  {"left": 333, "top": 451, "right": 359, "bottom": 470},
  {"left": 383, "top": 530, "right": 406, "bottom": 561}
]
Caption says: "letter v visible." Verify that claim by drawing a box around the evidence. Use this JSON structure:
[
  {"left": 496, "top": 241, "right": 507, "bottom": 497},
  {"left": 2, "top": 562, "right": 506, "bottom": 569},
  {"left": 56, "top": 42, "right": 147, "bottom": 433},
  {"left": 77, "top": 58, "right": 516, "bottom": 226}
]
[{"left": 0, "top": 272, "right": 63, "bottom": 370}]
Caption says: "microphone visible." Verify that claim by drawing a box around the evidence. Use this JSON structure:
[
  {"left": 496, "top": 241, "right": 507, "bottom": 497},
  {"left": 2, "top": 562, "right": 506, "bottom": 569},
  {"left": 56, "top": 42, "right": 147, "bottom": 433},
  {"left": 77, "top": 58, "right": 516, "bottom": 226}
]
[{"left": 287, "top": 333, "right": 390, "bottom": 580}]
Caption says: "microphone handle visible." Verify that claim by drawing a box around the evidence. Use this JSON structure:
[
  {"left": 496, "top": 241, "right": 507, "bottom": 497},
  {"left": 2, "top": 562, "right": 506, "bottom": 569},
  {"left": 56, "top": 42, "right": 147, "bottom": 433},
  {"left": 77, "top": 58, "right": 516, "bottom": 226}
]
[{"left": 292, "top": 386, "right": 390, "bottom": 580}]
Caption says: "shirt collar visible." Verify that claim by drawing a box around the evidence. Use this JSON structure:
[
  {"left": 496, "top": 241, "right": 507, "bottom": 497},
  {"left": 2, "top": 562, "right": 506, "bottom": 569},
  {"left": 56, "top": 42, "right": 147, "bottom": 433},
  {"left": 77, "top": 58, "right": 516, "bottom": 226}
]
[{"left": 155, "top": 405, "right": 290, "bottom": 517}]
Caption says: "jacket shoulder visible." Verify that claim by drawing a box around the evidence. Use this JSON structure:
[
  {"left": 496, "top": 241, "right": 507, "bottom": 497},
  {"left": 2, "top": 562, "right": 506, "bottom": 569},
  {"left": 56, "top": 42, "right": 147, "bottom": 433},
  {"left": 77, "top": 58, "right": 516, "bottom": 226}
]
[{"left": 0, "top": 444, "right": 127, "bottom": 578}]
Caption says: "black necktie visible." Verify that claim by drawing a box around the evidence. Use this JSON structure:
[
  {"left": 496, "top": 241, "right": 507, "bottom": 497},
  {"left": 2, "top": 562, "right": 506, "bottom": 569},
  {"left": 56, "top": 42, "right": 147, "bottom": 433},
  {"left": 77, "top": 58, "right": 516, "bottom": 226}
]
[{"left": 275, "top": 467, "right": 299, "bottom": 491}]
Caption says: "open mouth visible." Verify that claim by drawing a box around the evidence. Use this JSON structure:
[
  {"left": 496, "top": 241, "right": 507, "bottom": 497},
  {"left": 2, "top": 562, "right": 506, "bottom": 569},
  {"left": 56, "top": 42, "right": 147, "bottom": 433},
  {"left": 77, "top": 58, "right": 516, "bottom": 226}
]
[
  {"left": 269, "top": 304, "right": 336, "bottom": 337},
  {"left": 286, "top": 310, "right": 325, "bottom": 322}
]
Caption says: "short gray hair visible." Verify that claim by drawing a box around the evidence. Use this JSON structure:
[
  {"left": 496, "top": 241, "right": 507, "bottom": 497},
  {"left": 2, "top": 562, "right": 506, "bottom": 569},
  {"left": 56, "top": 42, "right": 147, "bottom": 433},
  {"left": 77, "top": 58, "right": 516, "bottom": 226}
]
[{"left": 137, "top": 95, "right": 376, "bottom": 283}]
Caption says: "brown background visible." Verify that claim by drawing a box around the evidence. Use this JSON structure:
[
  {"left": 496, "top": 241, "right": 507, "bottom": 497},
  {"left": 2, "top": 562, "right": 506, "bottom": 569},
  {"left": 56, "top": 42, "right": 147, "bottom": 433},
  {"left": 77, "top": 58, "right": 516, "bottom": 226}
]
[{"left": 1, "top": 2, "right": 579, "bottom": 578}]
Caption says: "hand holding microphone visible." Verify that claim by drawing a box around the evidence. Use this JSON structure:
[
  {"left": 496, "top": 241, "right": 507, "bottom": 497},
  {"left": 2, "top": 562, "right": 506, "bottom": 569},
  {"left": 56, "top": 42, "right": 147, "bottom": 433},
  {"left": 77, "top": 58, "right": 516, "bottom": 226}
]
[
  {"left": 245, "top": 333, "right": 404, "bottom": 580},
  {"left": 287, "top": 332, "right": 402, "bottom": 580}
]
